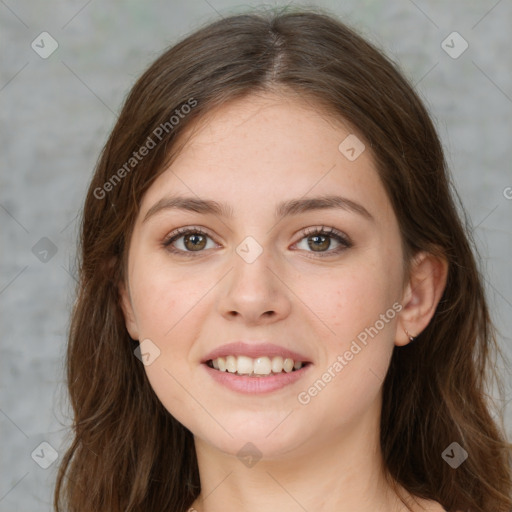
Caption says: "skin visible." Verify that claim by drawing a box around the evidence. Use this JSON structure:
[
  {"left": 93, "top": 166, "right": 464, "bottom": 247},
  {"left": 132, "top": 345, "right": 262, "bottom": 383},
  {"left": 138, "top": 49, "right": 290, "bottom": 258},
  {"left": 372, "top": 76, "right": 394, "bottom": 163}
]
[{"left": 120, "top": 91, "right": 448, "bottom": 512}]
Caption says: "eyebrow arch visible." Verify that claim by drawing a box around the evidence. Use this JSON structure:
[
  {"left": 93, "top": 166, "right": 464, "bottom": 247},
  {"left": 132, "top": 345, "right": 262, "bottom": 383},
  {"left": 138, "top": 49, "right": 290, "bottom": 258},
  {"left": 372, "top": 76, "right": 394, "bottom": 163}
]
[{"left": 143, "top": 194, "right": 374, "bottom": 223}]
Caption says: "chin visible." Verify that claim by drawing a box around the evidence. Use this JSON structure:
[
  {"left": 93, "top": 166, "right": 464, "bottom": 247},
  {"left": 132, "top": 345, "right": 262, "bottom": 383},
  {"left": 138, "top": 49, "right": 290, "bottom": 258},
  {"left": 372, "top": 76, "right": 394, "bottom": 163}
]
[{"left": 194, "top": 418, "right": 310, "bottom": 459}]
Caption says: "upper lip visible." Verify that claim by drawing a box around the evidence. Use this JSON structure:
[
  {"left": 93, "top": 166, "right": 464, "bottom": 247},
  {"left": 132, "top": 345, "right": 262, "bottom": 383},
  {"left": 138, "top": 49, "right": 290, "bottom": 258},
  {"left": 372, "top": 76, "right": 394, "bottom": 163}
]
[{"left": 201, "top": 341, "right": 312, "bottom": 364}]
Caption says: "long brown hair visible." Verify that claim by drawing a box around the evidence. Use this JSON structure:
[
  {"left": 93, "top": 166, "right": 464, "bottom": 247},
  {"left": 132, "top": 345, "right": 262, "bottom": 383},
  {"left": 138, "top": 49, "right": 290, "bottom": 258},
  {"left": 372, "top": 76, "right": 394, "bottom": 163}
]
[{"left": 54, "top": 7, "right": 512, "bottom": 511}]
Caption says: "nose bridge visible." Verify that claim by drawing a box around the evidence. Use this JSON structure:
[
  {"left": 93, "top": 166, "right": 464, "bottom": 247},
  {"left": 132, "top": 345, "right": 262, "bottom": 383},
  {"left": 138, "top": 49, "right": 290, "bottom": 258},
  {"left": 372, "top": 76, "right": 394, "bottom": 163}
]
[
  {"left": 231, "top": 234, "right": 276, "bottom": 298},
  {"left": 217, "top": 233, "right": 291, "bottom": 323}
]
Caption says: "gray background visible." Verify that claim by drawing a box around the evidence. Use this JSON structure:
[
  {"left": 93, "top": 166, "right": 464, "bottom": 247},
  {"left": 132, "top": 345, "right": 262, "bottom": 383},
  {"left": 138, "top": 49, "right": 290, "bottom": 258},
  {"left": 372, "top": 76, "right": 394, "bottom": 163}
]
[{"left": 1, "top": 0, "right": 511, "bottom": 510}]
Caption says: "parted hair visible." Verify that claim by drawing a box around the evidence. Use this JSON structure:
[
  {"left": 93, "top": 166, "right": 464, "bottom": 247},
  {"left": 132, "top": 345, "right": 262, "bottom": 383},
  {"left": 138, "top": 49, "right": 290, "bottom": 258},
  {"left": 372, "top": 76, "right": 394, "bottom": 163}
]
[{"left": 54, "top": 7, "right": 512, "bottom": 512}]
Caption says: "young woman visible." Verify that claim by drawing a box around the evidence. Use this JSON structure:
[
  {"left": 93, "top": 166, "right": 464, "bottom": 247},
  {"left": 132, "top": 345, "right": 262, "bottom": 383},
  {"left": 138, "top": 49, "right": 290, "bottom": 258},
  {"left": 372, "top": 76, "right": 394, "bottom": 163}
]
[{"left": 54, "top": 7, "right": 512, "bottom": 512}]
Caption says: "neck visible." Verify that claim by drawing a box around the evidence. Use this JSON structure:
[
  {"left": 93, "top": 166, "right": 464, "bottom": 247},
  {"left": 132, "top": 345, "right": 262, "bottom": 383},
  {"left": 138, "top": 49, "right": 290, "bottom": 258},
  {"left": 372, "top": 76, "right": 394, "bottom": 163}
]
[{"left": 189, "top": 397, "right": 414, "bottom": 512}]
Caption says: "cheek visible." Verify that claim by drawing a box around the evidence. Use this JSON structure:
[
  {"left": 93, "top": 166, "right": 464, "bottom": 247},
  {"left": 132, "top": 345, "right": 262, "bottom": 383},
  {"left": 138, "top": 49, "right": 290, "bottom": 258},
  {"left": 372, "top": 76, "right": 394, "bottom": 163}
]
[
  {"left": 128, "top": 261, "right": 215, "bottom": 422},
  {"left": 297, "top": 255, "right": 400, "bottom": 344},
  {"left": 128, "top": 256, "right": 210, "bottom": 339},
  {"left": 295, "top": 295, "right": 396, "bottom": 424},
  {"left": 291, "top": 256, "right": 400, "bottom": 416}
]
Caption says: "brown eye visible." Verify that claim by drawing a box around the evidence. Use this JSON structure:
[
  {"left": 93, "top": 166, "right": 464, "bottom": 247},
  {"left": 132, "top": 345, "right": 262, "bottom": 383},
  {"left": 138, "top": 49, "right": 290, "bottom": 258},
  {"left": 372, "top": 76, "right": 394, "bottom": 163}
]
[
  {"left": 163, "top": 227, "right": 217, "bottom": 256},
  {"left": 307, "top": 234, "right": 331, "bottom": 252},
  {"left": 294, "top": 227, "right": 352, "bottom": 257},
  {"left": 183, "top": 233, "right": 207, "bottom": 251}
]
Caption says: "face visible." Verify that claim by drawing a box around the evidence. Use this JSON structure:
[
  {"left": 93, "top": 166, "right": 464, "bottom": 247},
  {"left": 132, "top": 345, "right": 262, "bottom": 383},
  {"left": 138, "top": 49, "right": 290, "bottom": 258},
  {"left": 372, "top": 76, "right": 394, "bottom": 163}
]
[{"left": 121, "top": 91, "right": 409, "bottom": 459}]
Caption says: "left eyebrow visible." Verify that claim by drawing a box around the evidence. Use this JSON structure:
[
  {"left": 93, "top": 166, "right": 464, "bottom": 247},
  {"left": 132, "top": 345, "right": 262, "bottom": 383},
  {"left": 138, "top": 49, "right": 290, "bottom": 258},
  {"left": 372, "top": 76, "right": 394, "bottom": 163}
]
[
  {"left": 275, "top": 195, "right": 374, "bottom": 222},
  {"left": 142, "top": 194, "right": 374, "bottom": 223}
]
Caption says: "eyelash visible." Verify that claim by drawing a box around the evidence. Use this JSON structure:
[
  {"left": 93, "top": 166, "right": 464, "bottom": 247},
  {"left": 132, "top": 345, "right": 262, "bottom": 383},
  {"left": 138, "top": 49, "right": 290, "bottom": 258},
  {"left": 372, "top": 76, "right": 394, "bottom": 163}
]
[{"left": 162, "top": 225, "right": 352, "bottom": 258}]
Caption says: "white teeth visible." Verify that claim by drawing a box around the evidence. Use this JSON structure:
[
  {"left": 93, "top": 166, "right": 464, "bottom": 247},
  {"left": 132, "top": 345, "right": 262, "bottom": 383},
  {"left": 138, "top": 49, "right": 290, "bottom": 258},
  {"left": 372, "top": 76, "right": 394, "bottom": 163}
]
[
  {"left": 226, "top": 355, "right": 237, "bottom": 373},
  {"left": 209, "top": 355, "right": 304, "bottom": 375},
  {"left": 283, "top": 358, "right": 294, "bottom": 373},
  {"left": 253, "top": 357, "right": 272, "bottom": 375},
  {"left": 235, "top": 355, "right": 253, "bottom": 375},
  {"left": 271, "top": 356, "right": 284, "bottom": 373}
]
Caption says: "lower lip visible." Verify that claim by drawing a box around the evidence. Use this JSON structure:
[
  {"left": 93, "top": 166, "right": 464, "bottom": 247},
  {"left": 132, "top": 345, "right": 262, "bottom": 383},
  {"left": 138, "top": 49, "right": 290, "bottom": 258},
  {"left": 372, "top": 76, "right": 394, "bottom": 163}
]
[{"left": 202, "top": 363, "right": 312, "bottom": 394}]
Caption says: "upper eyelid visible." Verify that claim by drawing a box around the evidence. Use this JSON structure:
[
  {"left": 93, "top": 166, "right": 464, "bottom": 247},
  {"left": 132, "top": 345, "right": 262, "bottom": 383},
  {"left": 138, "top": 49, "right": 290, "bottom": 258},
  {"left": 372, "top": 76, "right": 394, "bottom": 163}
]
[
  {"left": 163, "top": 226, "right": 219, "bottom": 245},
  {"left": 163, "top": 225, "right": 351, "bottom": 249}
]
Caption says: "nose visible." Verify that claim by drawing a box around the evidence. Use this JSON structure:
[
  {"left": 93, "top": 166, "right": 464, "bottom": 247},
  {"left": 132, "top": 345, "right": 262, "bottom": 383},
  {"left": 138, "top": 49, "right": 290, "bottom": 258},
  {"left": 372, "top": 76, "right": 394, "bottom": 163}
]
[{"left": 216, "top": 246, "right": 292, "bottom": 326}]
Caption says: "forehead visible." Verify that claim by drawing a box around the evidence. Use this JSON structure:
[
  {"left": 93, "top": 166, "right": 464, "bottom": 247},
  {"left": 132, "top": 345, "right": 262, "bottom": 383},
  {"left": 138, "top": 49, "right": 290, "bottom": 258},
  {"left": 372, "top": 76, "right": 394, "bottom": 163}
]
[
  {"left": 139, "top": 91, "right": 392, "bottom": 222},
  {"left": 172, "top": 92, "right": 354, "bottom": 168}
]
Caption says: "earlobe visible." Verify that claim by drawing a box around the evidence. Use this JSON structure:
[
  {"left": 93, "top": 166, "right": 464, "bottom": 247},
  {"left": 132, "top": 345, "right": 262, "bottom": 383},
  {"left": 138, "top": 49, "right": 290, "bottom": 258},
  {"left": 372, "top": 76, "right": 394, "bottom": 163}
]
[
  {"left": 396, "top": 251, "right": 448, "bottom": 347},
  {"left": 118, "top": 281, "right": 139, "bottom": 340}
]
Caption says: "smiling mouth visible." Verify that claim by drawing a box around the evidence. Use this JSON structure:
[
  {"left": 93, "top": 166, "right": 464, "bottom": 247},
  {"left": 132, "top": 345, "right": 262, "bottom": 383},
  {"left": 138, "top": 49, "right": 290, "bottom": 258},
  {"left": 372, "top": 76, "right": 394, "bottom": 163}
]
[{"left": 205, "top": 355, "right": 311, "bottom": 377}]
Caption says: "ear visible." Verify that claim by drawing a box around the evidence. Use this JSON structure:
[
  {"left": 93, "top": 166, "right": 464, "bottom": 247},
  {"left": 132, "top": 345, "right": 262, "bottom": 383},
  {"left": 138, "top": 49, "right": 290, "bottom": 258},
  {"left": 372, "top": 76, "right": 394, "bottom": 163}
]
[
  {"left": 396, "top": 251, "right": 448, "bottom": 347},
  {"left": 119, "top": 281, "right": 139, "bottom": 340}
]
